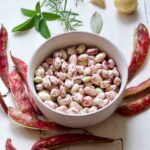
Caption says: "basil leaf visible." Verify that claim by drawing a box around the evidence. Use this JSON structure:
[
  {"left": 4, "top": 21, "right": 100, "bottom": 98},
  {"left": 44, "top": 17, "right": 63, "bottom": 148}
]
[
  {"left": 90, "top": 12, "right": 103, "bottom": 34},
  {"left": 12, "top": 16, "right": 35, "bottom": 32},
  {"left": 39, "top": 19, "right": 51, "bottom": 39},
  {"left": 34, "top": 15, "right": 41, "bottom": 31},
  {"left": 35, "top": 1, "right": 41, "bottom": 13},
  {"left": 42, "top": 12, "right": 61, "bottom": 21},
  {"left": 21, "top": 8, "right": 36, "bottom": 17}
]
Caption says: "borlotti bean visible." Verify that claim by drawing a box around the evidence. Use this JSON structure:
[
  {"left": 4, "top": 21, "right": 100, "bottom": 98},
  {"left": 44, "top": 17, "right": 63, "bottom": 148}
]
[{"left": 34, "top": 44, "right": 121, "bottom": 115}]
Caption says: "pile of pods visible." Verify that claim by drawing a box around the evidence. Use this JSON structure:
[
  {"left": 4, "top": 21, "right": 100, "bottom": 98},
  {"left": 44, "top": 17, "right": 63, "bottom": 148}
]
[{"left": 0, "top": 23, "right": 150, "bottom": 150}]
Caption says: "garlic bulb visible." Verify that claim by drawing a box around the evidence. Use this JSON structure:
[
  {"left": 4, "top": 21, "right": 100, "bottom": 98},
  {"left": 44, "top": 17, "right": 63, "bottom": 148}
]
[{"left": 114, "top": 0, "right": 138, "bottom": 15}]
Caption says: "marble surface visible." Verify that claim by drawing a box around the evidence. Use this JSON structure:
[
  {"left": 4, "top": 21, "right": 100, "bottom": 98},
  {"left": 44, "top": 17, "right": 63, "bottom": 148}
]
[{"left": 0, "top": 0, "right": 150, "bottom": 149}]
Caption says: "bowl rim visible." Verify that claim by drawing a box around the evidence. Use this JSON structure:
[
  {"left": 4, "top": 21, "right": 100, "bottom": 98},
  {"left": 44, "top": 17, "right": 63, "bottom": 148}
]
[{"left": 28, "top": 31, "right": 128, "bottom": 117}]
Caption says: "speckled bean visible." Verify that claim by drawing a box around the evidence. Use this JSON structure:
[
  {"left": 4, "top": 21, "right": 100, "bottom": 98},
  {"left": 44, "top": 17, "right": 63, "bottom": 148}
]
[
  {"left": 84, "top": 67, "right": 91, "bottom": 75},
  {"left": 50, "top": 88, "right": 60, "bottom": 97},
  {"left": 67, "top": 46, "right": 76, "bottom": 55},
  {"left": 70, "top": 101, "right": 83, "bottom": 111},
  {"left": 56, "top": 105, "right": 68, "bottom": 113},
  {"left": 34, "top": 76, "right": 43, "bottom": 83},
  {"left": 78, "top": 54, "right": 88, "bottom": 62},
  {"left": 53, "top": 57, "right": 61, "bottom": 69},
  {"left": 113, "top": 77, "right": 121, "bottom": 86},
  {"left": 82, "top": 96, "right": 93, "bottom": 107},
  {"left": 87, "top": 48, "right": 98, "bottom": 55},
  {"left": 38, "top": 90, "right": 51, "bottom": 101},
  {"left": 61, "top": 62, "right": 68, "bottom": 72},
  {"left": 76, "top": 44, "right": 86, "bottom": 54},
  {"left": 100, "top": 80, "right": 111, "bottom": 89},
  {"left": 72, "top": 93, "right": 83, "bottom": 103},
  {"left": 35, "top": 83, "right": 43, "bottom": 91},
  {"left": 67, "top": 107, "right": 79, "bottom": 114},
  {"left": 44, "top": 100, "right": 58, "bottom": 109},
  {"left": 60, "top": 85, "right": 67, "bottom": 98},
  {"left": 71, "top": 84, "right": 80, "bottom": 94},
  {"left": 84, "top": 86, "right": 98, "bottom": 97},
  {"left": 42, "top": 76, "right": 51, "bottom": 90},
  {"left": 69, "top": 54, "right": 77, "bottom": 65},
  {"left": 95, "top": 53, "right": 106, "bottom": 63},
  {"left": 91, "top": 74, "right": 103, "bottom": 86},
  {"left": 35, "top": 66, "right": 45, "bottom": 77}
]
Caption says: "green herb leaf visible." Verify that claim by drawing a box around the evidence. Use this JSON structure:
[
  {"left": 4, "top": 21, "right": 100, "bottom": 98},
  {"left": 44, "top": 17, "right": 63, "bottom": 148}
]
[
  {"left": 90, "top": 12, "right": 103, "bottom": 34},
  {"left": 39, "top": 18, "right": 51, "bottom": 39},
  {"left": 12, "top": 16, "right": 35, "bottom": 32},
  {"left": 35, "top": 1, "right": 41, "bottom": 13},
  {"left": 34, "top": 15, "right": 41, "bottom": 31},
  {"left": 42, "top": 12, "right": 61, "bottom": 21},
  {"left": 21, "top": 8, "right": 36, "bottom": 17}
]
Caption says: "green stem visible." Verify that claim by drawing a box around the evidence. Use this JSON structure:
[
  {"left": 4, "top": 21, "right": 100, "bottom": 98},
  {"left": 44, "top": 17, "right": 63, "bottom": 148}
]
[
  {"left": 64, "top": 0, "right": 67, "bottom": 11},
  {"left": 41, "top": 0, "right": 47, "bottom": 7}
]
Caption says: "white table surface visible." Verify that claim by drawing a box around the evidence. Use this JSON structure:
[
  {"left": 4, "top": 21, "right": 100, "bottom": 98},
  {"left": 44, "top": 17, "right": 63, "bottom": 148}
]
[{"left": 0, "top": 0, "right": 150, "bottom": 150}]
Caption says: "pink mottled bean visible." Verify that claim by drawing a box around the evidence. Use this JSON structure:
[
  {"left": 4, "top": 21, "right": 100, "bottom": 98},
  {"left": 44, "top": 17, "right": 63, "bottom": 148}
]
[
  {"left": 53, "top": 51, "right": 62, "bottom": 58},
  {"left": 61, "top": 62, "right": 68, "bottom": 72},
  {"left": 56, "top": 105, "right": 68, "bottom": 113},
  {"left": 67, "top": 107, "right": 79, "bottom": 114},
  {"left": 65, "top": 79, "right": 74, "bottom": 89},
  {"left": 67, "top": 46, "right": 76, "bottom": 55},
  {"left": 102, "top": 60, "right": 109, "bottom": 70},
  {"left": 60, "top": 49, "right": 68, "bottom": 60},
  {"left": 82, "top": 96, "right": 93, "bottom": 107},
  {"left": 42, "top": 62, "right": 49, "bottom": 71},
  {"left": 113, "top": 77, "right": 121, "bottom": 86},
  {"left": 44, "top": 100, "right": 58, "bottom": 109},
  {"left": 100, "top": 80, "right": 111, "bottom": 89},
  {"left": 78, "top": 54, "right": 88, "bottom": 61},
  {"left": 71, "top": 84, "right": 80, "bottom": 94},
  {"left": 87, "top": 48, "right": 98, "bottom": 55},
  {"left": 72, "top": 93, "right": 83, "bottom": 103},
  {"left": 57, "top": 96, "right": 71, "bottom": 106},
  {"left": 108, "top": 59, "right": 115, "bottom": 68},
  {"left": 80, "top": 108, "right": 89, "bottom": 114},
  {"left": 84, "top": 86, "right": 98, "bottom": 97},
  {"left": 76, "top": 65, "right": 84, "bottom": 74},
  {"left": 60, "top": 85, "right": 67, "bottom": 98},
  {"left": 76, "top": 44, "right": 86, "bottom": 54},
  {"left": 45, "top": 69, "right": 53, "bottom": 75},
  {"left": 53, "top": 57, "right": 61, "bottom": 69},
  {"left": 49, "top": 75, "right": 60, "bottom": 85},
  {"left": 50, "top": 88, "right": 60, "bottom": 97},
  {"left": 91, "top": 74, "right": 103, "bottom": 86},
  {"left": 69, "top": 54, "right": 77, "bottom": 65},
  {"left": 105, "top": 91, "right": 117, "bottom": 101},
  {"left": 95, "top": 53, "right": 106, "bottom": 63},
  {"left": 84, "top": 67, "right": 91, "bottom": 75},
  {"left": 96, "top": 92, "right": 105, "bottom": 100},
  {"left": 89, "top": 106, "right": 98, "bottom": 113},
  {"left": 68, "top": 64, "right": 77, "bottom": 78}
]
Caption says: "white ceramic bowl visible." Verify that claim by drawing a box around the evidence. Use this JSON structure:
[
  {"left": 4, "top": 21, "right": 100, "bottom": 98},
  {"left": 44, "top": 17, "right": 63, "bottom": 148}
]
[{"left": 28, "top": 32, "right": 128, "bottom": 128}]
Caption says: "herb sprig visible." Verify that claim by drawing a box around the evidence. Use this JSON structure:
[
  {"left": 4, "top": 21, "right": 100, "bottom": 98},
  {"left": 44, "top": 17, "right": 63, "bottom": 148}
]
[
  {"left": 45, "top": 0, "right": 82, "bottom": 31},
  {"left": 12, "top": 1, "right": 60, "bottom": 39}
]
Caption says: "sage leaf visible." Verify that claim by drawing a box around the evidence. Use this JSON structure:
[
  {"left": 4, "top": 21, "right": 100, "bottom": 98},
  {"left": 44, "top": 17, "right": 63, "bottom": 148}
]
[
  {"left": 39, "top": 19, "right": 51, "bottom": 39},
  {"left": 21, "top": 8, "right": 36, "bottom": 17},
  {"left": 35, "top": 1, "right": 41, "bottom": 13},
  {"left": 34, "top": 15, "right": 41, "bottom": 31},
  {"left": 12, "top": 16, "right": 35, "bottom": 32},
  {"left": 42, "top": 12, "right": 61, "bottom": 21},
  {"left": 90, "top": 12, "right": 103, "bottom": 34}
]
